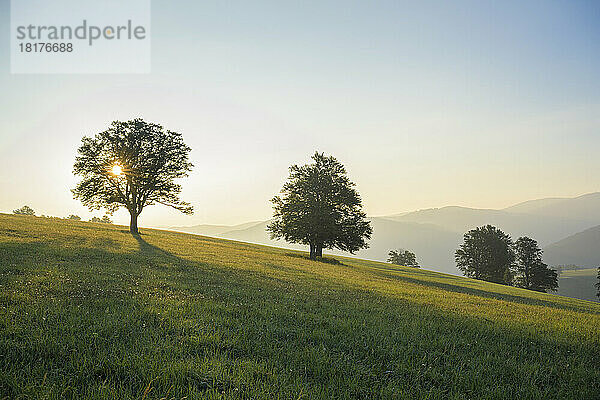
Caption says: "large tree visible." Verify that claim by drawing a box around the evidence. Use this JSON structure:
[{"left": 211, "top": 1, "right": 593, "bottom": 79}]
[
  {"left": 513, "top": 236, "right": 558, "bottom": 292},
  {"left": 455, "top": 225, "right": 515, "bottom": 284},
  {"left": 267, "top": 152, "right": 372, "bottom": 260},
  {"left": 388, "top": 249, "right": 420, "bottom": 268},
  {"left": 73, "top": 119, "right": 193, "bottom": 234}
]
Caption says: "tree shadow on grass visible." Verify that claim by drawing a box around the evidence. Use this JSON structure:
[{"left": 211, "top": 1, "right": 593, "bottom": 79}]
[
  {"left": 130, "top": 232, "right": 599, "bottom": 315},
  {"left": 364, "top": 265, "right": 600, "bottom": 315},
  {"left": 284, "top": 252, "right": 345, "bottom": 266}
]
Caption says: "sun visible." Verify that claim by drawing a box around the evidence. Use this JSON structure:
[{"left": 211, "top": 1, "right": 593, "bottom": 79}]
[{"left": 111, "top": 164, "right": 123, "bottom": 175}]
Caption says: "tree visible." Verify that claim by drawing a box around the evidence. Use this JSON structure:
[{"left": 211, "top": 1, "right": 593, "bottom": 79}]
[
  {"left": 455, "top": 225, "right": 515, "bottom": 284},
  {"left": 72, "top": 119, "right": 193, "bottom": 234},
  {"left": 596, "top": 266, "right": 600, "bottom": 299},
  {"left": 513, "top": 236, "right": 558, "bottom": 292},
  {"left": 13, "top": 205, "right": 35, "bottom": 215},
  {"left": 91, "top": 215, "right": 113, "bottom": 223},
  {"left": 388, "top": 249, "right": 420, "bottom": 268},
  {"left": 67, "top": 214, "right": 81, "bottom": 221},
  {"left": 267, "top": 152, "right": 372, "bottom": 260}
]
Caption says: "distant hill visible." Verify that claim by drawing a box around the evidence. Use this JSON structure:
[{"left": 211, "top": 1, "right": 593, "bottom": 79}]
[
  {"left": 556, "top": 268, "right": 599, "bottom": 303},
  {"left": 171, "top": 192, "right": 600, "bottom": 277},
  {"left": 382, "top": 206, "right": 592, "bottom": 245},
  {"left": 504, "top": 192, "right": 600, "bottom": 220},
  {"left": 544, "top": 224, "right": 600, "bottom": 268},
  {"left": 503, "top": 197, "right": 569, "bottom": 214},
  {"left": 170, "top": 221, "right": 263, "bottom": 237},
  {"left": 349, "top": 218, "right": 462, "bottom": 274}
]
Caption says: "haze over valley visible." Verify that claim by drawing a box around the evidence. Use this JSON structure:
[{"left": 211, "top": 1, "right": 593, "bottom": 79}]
[{"left": 172, "top": 192, "right": 600, "bottom": 283}]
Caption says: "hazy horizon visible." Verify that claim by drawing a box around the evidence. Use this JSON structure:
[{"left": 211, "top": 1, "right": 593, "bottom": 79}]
[{"left": 1, "top": 1, "right": 599, "bottom": 227}]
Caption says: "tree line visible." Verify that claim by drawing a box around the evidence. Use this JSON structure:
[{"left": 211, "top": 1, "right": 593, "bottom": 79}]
[
  {"left": 455, "top": 225, "right": 558, "bottom": 292},
  {"left": 12, "top": 205, "right": 112, "bottom": 223},
  {"left": 15, "top": 118, "right": 591, "bottom": 297}
]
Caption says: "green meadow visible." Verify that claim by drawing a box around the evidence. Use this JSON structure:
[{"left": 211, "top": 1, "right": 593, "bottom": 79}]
[{"left": 0, "top": 213, "right": 599, "bottom": 399}]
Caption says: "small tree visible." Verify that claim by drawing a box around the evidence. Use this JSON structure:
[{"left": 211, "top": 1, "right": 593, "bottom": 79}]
[
  {"left": 100, "top": 215, "right": 113, "bottom": 224},
  {"left": 13, "top": 205, "right": 35, "bottom": 216},
  {"left": 514, "top": 236, "right": 558, "bottom": 292},
  {"left": 455, "top": 225, "right": 515, "bottom": 284},
  {"left": 388, "top": 249, "right": 420, "bottom": 268},
  {"left": 67, "top": 215, "right": 81, "bottom": 221},
  {"left": 267, "top": 152, "right": 372, "bottom": 260},
  {"left": 72, "top": 119, "right": 193, "bottom": 234},
  {"left": 90, "top": 217, "right": 102, "bottom": 223}
]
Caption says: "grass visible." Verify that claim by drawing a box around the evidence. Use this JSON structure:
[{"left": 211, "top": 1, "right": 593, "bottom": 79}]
[{"left": 0, "top": 213, "right": 599, "bottom": 399}]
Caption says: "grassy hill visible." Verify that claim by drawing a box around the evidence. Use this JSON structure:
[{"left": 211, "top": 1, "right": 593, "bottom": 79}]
[{"left": 1, "top": 214, "right": 599, "bottom": 399}]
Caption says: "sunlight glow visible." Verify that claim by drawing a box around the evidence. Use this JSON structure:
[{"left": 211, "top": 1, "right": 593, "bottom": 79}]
[{"left": 111, "top": 164, "right": 123, "bottom": 175}]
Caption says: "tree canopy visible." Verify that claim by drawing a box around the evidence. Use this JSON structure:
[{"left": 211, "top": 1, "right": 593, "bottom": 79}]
[
  {"left": 72, "top": 119, "right": 193, "bottom": 234},
  {"left": 455, "top": 225, "right": 515, "bottom": 284},
  {"left": 13, "top": 205, "right": 35, "bottom": 216},
  {"left": 514, "top": 236, "right": 558, "bottom": 292},
  {"left": 267, "top": 152, "right": 372, "bottom": 260},
  {"left": 387, "top": 249, "right": 420, "bottom": 268}
]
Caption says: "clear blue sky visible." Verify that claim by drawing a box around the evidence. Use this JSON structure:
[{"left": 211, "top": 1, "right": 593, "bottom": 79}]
[{"left": 0, "top": 0, "right": 599, "bottom": 226}]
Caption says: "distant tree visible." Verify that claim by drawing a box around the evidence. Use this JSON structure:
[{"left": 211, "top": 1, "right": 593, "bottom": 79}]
[
  {"left": 267, "top": 152, "right": 372, "bottom": 260},
  {"left": 100, "top": 215, "right": 113, "bottom": 224},
  {"left": 388, "top": 249, "right": 420, "bottom": 268},
  {"left": 514, "top": 236, "right": 558, "bottom": 292},
  {"left": 596, "top": 266, "right": 600, "bottom": 299},
  {"left": 455, "top": 225, "right": 515, "bottom": 284},
  {"left": 67, "top": 214, "right": 81, "bottom": 221},
  {"left": 72, "top": 119, "right": 193, "bottom": 234},
  {"left": 90, "top": 216, "right": 102, "bottom": 223},
  {"left": 13, "top": 205, "right": 35, "bottom": 216}
]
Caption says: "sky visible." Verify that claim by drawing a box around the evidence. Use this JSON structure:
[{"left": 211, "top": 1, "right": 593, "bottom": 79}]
[{"left": 0, "top": 0, "right": 599, "bottom": 227}]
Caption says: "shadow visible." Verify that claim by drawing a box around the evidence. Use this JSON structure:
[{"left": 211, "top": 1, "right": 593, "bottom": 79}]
[
  {"left": 131, "top": 232, "right": 177, "bottom": 260},
  {"left": 364, "top": 265, "right": 599, "bottom": 314},
  {"left": 284, "top": 252, "right": 344, "bottom": 266}
]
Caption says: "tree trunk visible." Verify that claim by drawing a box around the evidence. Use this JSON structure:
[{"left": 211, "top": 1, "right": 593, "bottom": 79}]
[
  {"left": 309, "top": 243, "right": 316, "bottom": 260},
  {"left": 316, "top": 244, "right": 323, "bottom": 258},
  {"left": 129, "top": 211, "right": 139, "bottom": 234}
]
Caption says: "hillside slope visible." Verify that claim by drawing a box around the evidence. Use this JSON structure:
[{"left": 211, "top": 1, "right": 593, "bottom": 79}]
[
  {"left": 1, "top": 214, "right": 599, "bottom": 399},
  {"left": 176, "top": 218, "right": 463, "bottom": 274},
  {"left": 544, "top": 224, "right": 600, "bottom": 268}
]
